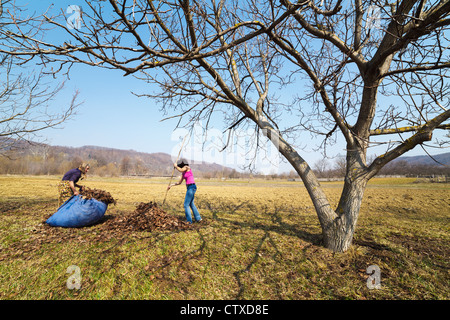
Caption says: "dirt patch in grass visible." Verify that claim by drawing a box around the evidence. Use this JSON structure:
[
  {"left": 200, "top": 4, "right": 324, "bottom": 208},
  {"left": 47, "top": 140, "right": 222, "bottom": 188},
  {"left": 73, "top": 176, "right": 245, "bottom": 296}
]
[
  {"left": 0, "top": 202, "right": 24, "bottom": 214},
  {"left": 388, "top": 233, "right": 449, "bottom": 269}
]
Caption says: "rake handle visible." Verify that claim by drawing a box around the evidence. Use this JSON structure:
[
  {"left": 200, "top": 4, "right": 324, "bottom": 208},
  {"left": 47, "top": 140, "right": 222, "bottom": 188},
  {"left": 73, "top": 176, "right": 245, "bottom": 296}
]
[{"left": 162, "top": 134, "right": 188, "bottom": 206}]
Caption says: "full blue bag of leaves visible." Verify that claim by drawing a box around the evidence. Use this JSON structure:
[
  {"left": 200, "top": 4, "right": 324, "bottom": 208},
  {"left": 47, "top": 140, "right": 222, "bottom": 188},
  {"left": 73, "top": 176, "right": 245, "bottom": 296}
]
[{"left": 46, "top": 195, "right": 107, "bottom": 228}]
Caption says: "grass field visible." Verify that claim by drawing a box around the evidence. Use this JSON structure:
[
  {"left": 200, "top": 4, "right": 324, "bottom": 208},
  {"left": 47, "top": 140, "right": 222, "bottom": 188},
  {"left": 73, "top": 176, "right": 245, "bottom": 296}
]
[{"left": 0, "top": 175, "right": 448, "bottom": 300}]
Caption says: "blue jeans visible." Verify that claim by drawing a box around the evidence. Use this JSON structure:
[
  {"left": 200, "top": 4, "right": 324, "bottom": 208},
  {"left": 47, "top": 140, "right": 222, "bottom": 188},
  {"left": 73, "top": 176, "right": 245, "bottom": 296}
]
[{"left": 184, "top": 184, "right": 201, "bottom": 223}]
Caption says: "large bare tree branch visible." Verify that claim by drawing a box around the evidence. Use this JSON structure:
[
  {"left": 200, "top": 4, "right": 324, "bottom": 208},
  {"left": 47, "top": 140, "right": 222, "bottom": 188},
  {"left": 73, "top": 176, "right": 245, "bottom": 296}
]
[{"left": 367, "top": 108, "right": 450, "bottom": 178}]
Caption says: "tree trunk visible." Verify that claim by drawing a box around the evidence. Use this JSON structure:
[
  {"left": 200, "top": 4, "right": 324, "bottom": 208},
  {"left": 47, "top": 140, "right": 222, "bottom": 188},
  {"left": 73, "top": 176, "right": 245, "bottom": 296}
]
[
  {"left": 322, "top": 175, "right": 368, "bottom": 252},
  {"left": 269, "top": 126, "right": 337, "bottom": 230},
  {"left": 261, "top": 119, "right": 370, "bottom": 253}
]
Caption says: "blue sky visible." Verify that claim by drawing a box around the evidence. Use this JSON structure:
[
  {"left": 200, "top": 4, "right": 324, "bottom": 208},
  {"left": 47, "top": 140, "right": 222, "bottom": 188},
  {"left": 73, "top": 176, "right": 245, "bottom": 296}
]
[
  {"left": 14, "top": 0, "right": 449, "bottom": 174},
  {"left": 23, "top": 1, "right": 179, "bottom": 154},
  {"left": 43, "top": 63, "right": 179, "bottom": 155}
]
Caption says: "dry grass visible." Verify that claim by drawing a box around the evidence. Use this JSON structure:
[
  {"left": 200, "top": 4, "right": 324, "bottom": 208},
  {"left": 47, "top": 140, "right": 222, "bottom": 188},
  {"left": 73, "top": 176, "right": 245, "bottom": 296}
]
[{"left": 0, "top": 175, "right": 448, "bottom": 300}]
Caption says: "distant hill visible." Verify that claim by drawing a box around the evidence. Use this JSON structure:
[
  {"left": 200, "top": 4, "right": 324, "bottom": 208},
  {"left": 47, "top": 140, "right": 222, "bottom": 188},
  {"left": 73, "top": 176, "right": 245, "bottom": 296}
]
[
  {"left": 0, "top": 138, "right": 234, "bottom": 177},
  {"left": 1, "top": 137, "right": 448, "bottom": 177},
  {"left": 53, "top": 144, "right": 233, "bottom": 176},
  {"left": 392, "top": 152, "right": 450, "bottom": 166},
  {"left": 377, "top": 151, "right": 450, "bottom": 176}
]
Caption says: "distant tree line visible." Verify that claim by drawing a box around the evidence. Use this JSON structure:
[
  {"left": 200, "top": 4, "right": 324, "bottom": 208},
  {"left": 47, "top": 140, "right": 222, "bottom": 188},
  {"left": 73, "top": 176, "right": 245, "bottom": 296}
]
[
  {"left": 0, "top": 142, "right": 448, "bottom": 179},
  {"left": 310, "top": 157, "right": 449, "bottom": 179},
  {"left": 378, "top": 160, "right": 450, "bottom": 177},
  {"left": 0, "top": 143, "right": 167, "bottom": 177},
  {"left": 0, "top": 149, "right": 121, "bottom": 177},
  {"left": 0, "top": 141, "right": 239, "bottom": 178}
]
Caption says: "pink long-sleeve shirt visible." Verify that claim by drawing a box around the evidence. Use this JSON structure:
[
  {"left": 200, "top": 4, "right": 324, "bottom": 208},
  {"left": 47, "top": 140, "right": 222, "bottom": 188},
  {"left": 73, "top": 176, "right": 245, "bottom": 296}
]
[{"left": 182, "top": 169, "right": 195, "bottom": 185}]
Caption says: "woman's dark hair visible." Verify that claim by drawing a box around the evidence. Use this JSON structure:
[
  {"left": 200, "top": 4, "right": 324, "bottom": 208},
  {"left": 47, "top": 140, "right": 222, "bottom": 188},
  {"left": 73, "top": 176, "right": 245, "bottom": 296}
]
[{"left": 177, "top": 160, "right": 189, "bottom": 168}]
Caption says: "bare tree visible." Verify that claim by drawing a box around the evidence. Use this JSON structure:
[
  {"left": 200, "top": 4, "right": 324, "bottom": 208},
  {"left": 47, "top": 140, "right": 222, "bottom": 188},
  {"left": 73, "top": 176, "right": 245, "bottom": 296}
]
[
  {"left": 264, "top": 0, "right": 450, "bottom": 251},
  {"left": 333, "top": 156, "right": 347, "bottom": 177},
  {"left": 0, "top": 56, "right": 79, "bottom": 151},
  {"left": 120, "top": 155, "right": 131, "bottom": 175},
  {"left": 314, "top": 157, "right": 331, "bottom": 177},
  {"left": 0, "top": 0, "right": 79, "bottom": 152},
  {"left": 1, "top": 0, "right": 449, "bottom": 252}
]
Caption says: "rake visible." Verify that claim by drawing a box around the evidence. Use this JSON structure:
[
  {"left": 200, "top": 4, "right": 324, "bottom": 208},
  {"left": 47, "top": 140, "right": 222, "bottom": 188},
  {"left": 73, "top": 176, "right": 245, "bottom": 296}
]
[{"left": 162, "top": 134, "right": 188, "bottom": 206}]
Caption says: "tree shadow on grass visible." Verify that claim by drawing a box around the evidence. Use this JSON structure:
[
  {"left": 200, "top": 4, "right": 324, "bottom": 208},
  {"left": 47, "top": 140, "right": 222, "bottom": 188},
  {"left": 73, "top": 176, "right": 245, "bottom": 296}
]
[
  {"left": 202, "top": 200, "right": 322, "bottom": 245},
  {"left": 200, "top": 200, "right": 323, "bottom": 299},
  {"left": 232, "top": 230, "right": 280, "bottom": 299},
  {"left": 0, "top": 197, "right": 57, "bottom": 215},
  {"left": 13, "top": 198, "right": 320, "bottom": 299}
]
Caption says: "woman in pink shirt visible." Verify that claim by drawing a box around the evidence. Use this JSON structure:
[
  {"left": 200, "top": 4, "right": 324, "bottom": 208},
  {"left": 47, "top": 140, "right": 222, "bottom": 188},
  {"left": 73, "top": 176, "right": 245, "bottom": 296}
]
[{"left": 167, "top": 160, "right": 202, "bottom": 224}]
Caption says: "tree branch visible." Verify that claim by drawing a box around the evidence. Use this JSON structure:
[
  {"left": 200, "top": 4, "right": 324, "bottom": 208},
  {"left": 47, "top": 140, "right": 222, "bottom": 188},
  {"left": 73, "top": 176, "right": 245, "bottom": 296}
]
[
  {"left": 282, "top": 1, "right": 367, "bottom": 71},
  {"left": 381, "top": 61, "right": 450, "bottom": 78},
  {"left": 367, "top": 108, "right": 450, "bottom": 178},
  {"left": 370, "top": 123, "right": 450, "bottom": 136}
]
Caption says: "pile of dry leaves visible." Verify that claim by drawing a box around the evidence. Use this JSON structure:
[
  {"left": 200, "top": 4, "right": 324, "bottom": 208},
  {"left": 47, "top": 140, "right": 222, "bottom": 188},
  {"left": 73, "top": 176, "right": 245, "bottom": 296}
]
[
  {"left": 100, "top": 201, "right": 193, "bottom": 232},
  {"left": 80, "top": 187, "right": 117, "bottom": 205}
]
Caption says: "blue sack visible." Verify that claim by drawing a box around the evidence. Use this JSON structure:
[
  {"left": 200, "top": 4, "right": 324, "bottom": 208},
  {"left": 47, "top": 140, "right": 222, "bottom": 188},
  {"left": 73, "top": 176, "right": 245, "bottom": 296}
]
[{"left": 46, "top": 195, "right": 108, "bottom": 228}]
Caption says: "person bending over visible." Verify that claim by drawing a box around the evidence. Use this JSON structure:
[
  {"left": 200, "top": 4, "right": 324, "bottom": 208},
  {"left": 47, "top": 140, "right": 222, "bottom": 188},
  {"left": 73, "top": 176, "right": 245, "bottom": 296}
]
[{"left": 58, "top": 163, "right": 90, "bottom": 206}]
